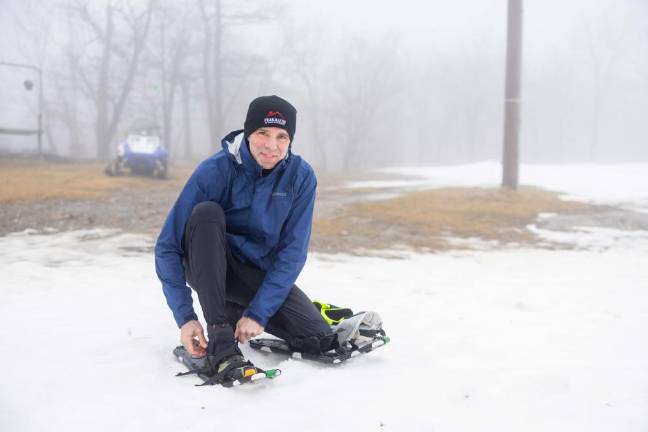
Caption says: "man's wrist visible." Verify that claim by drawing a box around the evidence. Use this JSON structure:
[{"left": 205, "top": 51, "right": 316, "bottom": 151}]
[
  {"left": 178, "top": 312, "right": 199, "bottom": 329},
  {"left": 242, "top": 309, "right": 267, "bottom": 328}
]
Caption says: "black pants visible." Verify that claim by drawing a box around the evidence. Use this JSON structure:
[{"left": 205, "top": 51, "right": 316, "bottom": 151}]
[{"left": 182, "top": 201, "right": 335, "bottom": 353}]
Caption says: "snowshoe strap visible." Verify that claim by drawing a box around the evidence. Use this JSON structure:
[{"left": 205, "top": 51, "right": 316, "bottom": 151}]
[
  {"left": 175, "top": 346, "right": 244, "bottom": 382},
  {"left": 206, "top": 345, "right": 241, "bottom": 368},
  {"left": 198, "top": 358, "right": 253, "bottom": 387}
]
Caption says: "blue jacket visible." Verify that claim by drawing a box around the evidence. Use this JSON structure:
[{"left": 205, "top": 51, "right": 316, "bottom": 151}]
[{"left": 155, "top": 129, "right": 317, "bottom": 328}]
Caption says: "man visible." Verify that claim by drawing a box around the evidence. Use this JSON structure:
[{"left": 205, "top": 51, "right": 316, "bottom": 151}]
[{"left": 155, "top": 95, "right": 337, "bottom": 385}]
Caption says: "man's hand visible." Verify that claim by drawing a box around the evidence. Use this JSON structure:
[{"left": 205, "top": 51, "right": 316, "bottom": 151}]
[
  {"left": 234, "top": 316, "right": 264, "bottom": 343},
  {"left": 180, "top": 320, "right": 208, "bottom": 356}
]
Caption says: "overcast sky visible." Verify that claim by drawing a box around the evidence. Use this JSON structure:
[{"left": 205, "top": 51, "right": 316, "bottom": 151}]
[{"left": 1, "top": 0, "right": 646, "bottom": 165}]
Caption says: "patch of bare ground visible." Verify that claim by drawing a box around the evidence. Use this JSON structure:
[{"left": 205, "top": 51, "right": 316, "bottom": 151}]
[
  {"left": 310, "top": 186, "right": 617, "bottom": 254},
  {"left": 1, "top": 157, "right": 642, "bottom": 254},
  {"left": 0, "top": 158, "right": 193, "bottom": 237},
  {"left": 0, "top": 158, "right": 191, "bottom": 202}
]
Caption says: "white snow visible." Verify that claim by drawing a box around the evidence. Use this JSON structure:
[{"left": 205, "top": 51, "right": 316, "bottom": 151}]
[
  {"left": 528, "top": 225, "right": 648, "bottom": 252},
  {"left": 2, "top": 163, "right": 648, "bottom": 432},
  {"left": 348, "top": 161, "right": 648, "bottom": 212}
]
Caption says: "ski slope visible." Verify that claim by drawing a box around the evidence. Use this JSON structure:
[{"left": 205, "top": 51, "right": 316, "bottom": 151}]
[{"left": 1, "top": 163, "right": 647, "bottom": 432}]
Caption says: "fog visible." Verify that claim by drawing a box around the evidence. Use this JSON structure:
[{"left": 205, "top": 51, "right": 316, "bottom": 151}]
[{"left": 1, "top": 0, "right": 647, "bottom": 170}]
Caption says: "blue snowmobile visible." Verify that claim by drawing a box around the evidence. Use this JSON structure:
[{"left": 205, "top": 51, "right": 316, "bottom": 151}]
[{"left": 105, "top": 128, "right": 168, "bottom": 179}]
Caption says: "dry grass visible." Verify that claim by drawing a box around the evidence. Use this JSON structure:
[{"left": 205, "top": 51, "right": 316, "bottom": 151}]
[
  {"left": 312, "top": 186, "right": 601, "bottom": 252},
  {"left": 0, "top": 158, "right": 192, "bottom": 203},
  {"left": 0, "top": 158, "right": 610, "bottom": 253},
  {"left": 358, "top": 186, "right": 587, "bottom": 238}
]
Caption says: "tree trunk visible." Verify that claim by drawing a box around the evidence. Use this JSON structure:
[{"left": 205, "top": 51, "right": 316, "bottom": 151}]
[
  {"left": 96, "top": 2, "right": 114, "bottom": 159},
  {"left": 211, "top": 0, "right": 222, "bottom": 153},
  {"left": 199, "top": 0, "right": 223, "bottom": 154},
  {"left": 105, "top": 0, "right": 155, "bottom": 150},
  {"left": 181, "top": 80, "right": 193, "bottom": 160}
]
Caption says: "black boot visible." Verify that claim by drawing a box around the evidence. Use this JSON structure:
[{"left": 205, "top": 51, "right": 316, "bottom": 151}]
[
  {"left": 202, "top": 324, "right": 257, "bottom": 385},
  {"left": 288, "top": 333, "right": 340, "bottom": 355}
]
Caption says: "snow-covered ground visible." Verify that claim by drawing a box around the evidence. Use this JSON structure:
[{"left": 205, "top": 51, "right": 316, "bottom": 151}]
[
  {"left": 348, "top": 161, "right": 648, "bottom": 213},
  {"left": 2, "top": 163, "right": 648, "bottom": 432}
]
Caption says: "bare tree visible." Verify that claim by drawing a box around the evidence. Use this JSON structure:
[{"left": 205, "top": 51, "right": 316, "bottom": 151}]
[
  {"left": 197, "top": 0, "right": 282, "bottom": 153},
  {"left": 10, "top": 0, "right": 57, "bottom": 155},
  {"left": 277, "top": 22, "right": 333, "bottom": 170},
  {"left": 180, "top": 79, "right": 194, "bottom": 160},
  {"left": 72, "top": 0, "right": 156, "bottom": 159},
  {"left": 136, "top": 0, "right": 194, "bottom": 158},
  {"left": 47, "top": 3, "right": 86, "bottom": 157},
  {"left": 579, "top": 6, "right": 628, "bottom": 161},
  {"left": 197, "top": 0, "right": 224, "bottom": 153},
  {"left": 330, "top": 36, "right": 403, "bottom": 170}
]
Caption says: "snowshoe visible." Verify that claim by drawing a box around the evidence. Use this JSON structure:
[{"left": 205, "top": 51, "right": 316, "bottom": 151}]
[
  {"left": 250, "top": 311, "right": 389, "bottom": 364},
  {"left": 173, "top": 346, "right": 281, "bottom": 387}
]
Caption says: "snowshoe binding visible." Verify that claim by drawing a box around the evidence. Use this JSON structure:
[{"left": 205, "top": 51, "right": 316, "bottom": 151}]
[
  {"left": 174, "top": 324, "right": 280, "bottom": 387},
  {"left": 173, "top": 346, "right": 281, "bottom": 387}
]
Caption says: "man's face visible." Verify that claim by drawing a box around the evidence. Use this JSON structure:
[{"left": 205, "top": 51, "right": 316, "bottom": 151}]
[{"left": 248, "top": 127, "right": 291, "bottom": 169}]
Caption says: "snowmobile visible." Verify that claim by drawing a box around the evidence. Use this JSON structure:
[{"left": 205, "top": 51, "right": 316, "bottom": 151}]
[{"left": 104, "top": 129, "right": 168, "bottom": 179}]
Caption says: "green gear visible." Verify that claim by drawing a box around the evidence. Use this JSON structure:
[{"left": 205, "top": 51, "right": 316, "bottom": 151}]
[{"left": 313, "top": 300, "right": 354, "bottom": 325}]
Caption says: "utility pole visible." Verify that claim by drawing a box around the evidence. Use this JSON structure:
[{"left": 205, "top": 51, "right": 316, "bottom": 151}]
[
  {"left": 0, "top": 61, "right": 44, "bottom": 158},
  {"left": 37, "top": 66, "right": 44, "bottom": 157},
  {"left": 501, "top": 0, "right": 523, "bottom": 190}
]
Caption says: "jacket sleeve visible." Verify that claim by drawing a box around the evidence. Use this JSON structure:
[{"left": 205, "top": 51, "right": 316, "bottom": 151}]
[
  {"left": 243, "top": 168, "right": 317, "bottom": 327},
  {"left": 154, "top": 162, "right": 223, "bottom": 328}
]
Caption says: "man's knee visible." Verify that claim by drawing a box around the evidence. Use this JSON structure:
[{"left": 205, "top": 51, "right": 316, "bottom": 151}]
[
  {"left": 183, "top": 201, "right": 227, "bottom": 258},
  {"left": 190, "top": 201, "right": 225, "bottom": 226}
]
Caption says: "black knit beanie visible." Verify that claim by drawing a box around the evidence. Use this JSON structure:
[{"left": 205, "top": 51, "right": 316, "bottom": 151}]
[{"left": 244, "top": 95, "right": 297, "bottom": 142}]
